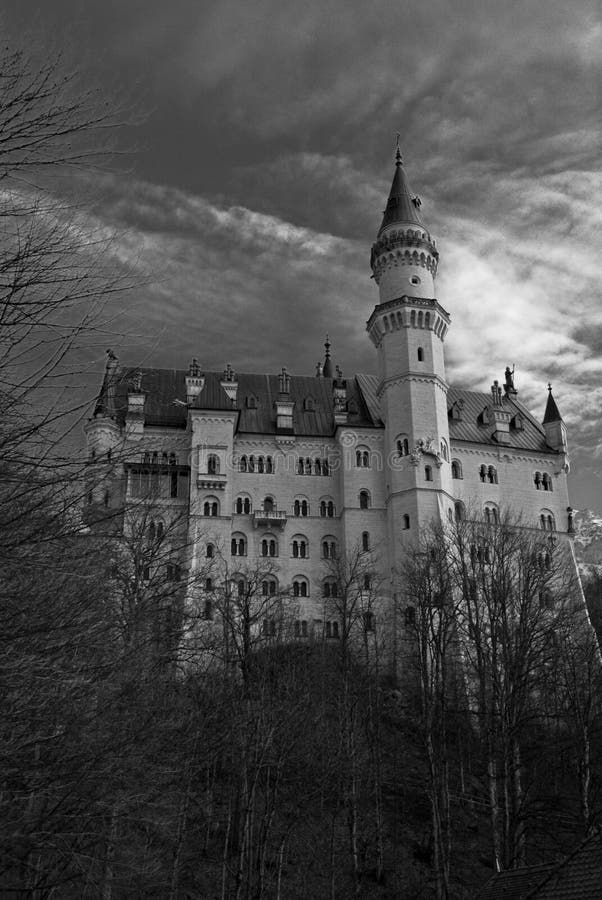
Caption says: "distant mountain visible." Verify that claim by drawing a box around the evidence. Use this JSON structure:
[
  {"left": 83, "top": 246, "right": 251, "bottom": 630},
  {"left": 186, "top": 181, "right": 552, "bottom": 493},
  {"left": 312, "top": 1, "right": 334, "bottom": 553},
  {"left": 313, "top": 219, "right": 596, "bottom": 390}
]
[{"left": 572, "top": 508, "right": 602, "bottom": 570}]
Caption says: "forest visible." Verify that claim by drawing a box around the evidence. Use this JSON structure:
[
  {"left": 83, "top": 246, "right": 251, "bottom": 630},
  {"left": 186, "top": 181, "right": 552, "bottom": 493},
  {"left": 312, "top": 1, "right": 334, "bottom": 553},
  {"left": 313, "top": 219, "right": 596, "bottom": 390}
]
[{"left": 1, "top": 38, "right": 601, "bottom": 900}]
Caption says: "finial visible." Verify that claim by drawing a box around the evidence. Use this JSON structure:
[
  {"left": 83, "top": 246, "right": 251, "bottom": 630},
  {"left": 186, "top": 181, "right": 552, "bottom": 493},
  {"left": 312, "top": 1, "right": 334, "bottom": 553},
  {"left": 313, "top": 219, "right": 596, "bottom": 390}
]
[
  {"left": 322, "top": 334, "right": 333, "bottom": 378},
  {"left": 395, "top": 132, "right": 402, "bottom": 167},
  {"left": 547, "top": 382, "right": 552, "bottom": 393}
]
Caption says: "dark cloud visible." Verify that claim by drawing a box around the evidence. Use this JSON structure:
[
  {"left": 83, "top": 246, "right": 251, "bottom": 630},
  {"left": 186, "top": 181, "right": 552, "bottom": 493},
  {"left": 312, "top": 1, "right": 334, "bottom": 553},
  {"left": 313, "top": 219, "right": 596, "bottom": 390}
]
[{"left": 2, "top": 0, "right": 602, "bottom": 511}]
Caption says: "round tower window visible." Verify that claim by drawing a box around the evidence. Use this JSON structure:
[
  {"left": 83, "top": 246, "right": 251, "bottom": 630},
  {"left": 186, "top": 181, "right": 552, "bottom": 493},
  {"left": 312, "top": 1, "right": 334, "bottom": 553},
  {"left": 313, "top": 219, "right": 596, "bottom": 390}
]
[{"left": 410, "top": 275, "right": 421, "bottom": 285}]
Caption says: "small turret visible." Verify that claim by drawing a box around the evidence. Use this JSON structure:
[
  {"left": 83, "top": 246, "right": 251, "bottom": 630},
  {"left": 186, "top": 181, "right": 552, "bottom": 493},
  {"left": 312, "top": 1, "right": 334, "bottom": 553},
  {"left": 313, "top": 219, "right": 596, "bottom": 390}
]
[
  {"left": 274, "top": 367, "right": 294, "bottom": 432},
  {"left": 186, "top": 358, "right": 205, "bottom": 406},
  {"left": 543, "top": 384, "right": 568, "bottom": 454},
  {"left": 322, "top": 335, "right": 333, "bottom": 378},
  {"left": 370, "top": 141, "right": 439, "bottom": 302}
]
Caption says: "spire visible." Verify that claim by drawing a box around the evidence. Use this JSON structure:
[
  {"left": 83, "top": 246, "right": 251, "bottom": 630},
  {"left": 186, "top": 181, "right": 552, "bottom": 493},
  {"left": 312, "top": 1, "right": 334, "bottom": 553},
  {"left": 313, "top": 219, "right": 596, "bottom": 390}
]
[
  {"left": 378, "top": 141, "right": 426, "bottom": 236},
  {"left": 543, "top": 384, "right": 562, "bottom": 424},
  {"left": 322, "top": 334, "right": 333, "bottom": 378}
]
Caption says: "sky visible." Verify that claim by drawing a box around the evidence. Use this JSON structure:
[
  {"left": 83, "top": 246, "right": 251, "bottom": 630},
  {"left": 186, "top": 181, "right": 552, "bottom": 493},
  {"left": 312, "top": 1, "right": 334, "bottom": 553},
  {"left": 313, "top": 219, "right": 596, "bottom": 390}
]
[{"left": 3, "top": 0, "right": 602, "bottom": 512}]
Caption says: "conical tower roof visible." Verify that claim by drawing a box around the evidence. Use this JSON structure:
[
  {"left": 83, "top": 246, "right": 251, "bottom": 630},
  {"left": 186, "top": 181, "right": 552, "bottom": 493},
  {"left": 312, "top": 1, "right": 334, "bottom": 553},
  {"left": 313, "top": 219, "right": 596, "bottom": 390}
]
[
  {"left": 543, "top": 385, "right": 563, "bottom": 424},
  {"left": 378, "top": 146, "right": 427, "bottom": 236}
]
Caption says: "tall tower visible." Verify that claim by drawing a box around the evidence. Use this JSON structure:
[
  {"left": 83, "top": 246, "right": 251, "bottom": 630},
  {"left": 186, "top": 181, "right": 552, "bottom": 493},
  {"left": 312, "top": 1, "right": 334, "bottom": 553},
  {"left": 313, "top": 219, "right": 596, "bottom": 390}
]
[{"left": 367, "top": 146, "right": 453, "bottom": 558}]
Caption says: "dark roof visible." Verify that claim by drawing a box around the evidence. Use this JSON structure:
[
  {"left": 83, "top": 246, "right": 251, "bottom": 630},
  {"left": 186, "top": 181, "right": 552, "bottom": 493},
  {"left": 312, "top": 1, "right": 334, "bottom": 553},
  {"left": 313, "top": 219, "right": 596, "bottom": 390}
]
[
  {"left": 478, "top": 864, "right": 554, "bottom": 900},
  {"left": 543, "top": 388, "right": 563, "bottom": 425},
  {"left": 93, "top": 366, "right": 555, "bottom": 453},
  {"left": 378, "top": 157, "right": 427, "bottom": 236},
  {"left": 447, "top": 386, "right": 553, "bottom": 454},
  {"left": 94, "top": 367, "right": 381, "bottom": 436},
  {"left": 530, "top": 831, "right": 602, "bottom": 898},
  {"left": 478, "top": 831, "right": 602, "bottom": 900}
]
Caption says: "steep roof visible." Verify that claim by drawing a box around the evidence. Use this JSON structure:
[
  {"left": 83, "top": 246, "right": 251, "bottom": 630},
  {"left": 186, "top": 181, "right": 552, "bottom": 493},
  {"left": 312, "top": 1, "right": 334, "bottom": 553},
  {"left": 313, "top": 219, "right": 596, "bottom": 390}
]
[
  {"left": 543, "top": 387, "right": 563, "bottom": 424},
  {"left": 94, "top": 367, "right": 381, "bottom": 436},
  {"left": 93, "top": 366, "right": 556, "bottom": 453},
  {"left": 378, "top": 150, "right": 427, "bottom": 236},
  {"left": 447, "top": 386, "right": 553, "bottom": 454},
  {"left": 478, "top": 831, "right": 602, "bottom": 899},
  {"left": 478, "top": 864, "right": 554, "bottom": 899}
]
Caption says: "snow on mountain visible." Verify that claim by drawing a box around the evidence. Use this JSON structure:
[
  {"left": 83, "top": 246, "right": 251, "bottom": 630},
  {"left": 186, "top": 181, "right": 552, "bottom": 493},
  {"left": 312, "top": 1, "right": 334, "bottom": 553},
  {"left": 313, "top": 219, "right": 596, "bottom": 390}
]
[{"left": 572, "top": 509, "right": 602, "bottom": 573}]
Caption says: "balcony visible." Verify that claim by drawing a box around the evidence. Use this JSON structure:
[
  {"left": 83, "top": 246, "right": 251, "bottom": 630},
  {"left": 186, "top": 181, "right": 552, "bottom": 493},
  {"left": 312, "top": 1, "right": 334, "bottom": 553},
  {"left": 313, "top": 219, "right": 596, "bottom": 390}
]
[{"left": 252, "top": 507, "right": 287, "bottom": 529}]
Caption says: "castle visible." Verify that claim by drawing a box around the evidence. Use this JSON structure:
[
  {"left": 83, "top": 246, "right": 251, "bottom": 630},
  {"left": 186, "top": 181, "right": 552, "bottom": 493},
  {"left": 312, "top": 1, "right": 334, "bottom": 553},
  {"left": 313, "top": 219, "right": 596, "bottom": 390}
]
[{"left": 85, "top": 147, "right": 574, "bottom": 638}]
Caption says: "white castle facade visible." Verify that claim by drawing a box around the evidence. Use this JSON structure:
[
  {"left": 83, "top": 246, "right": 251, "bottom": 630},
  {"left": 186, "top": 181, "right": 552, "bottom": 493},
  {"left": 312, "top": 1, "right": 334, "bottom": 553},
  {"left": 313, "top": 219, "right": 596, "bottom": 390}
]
[{"left": 84, "top": 149, "right": 574, "bottom": 640}]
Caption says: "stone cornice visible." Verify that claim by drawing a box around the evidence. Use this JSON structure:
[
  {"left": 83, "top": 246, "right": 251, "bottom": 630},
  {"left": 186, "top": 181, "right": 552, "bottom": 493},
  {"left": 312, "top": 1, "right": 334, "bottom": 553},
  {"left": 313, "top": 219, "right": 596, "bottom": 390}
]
[
  {"left": 366, "top": 294, "right": 451, "bottom": 331},
  {"left": 377, "top": 372, "right": 449, "bottom": 398},
  {"left": 450, "top": 442, "right": 567, "bottom": 466}
]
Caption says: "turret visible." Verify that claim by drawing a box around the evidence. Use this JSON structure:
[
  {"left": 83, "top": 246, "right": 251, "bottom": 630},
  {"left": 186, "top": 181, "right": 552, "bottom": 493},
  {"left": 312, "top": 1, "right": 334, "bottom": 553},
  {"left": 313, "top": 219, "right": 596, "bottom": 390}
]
[
  {"left": 367, "top": 144, "right": 453, "bottom": 548},
  {"left": 369, "top": 141, "right": 439, "bottom": 303},
  {"left": 543, "top": 384, "right": 568, "bottom": 455}
]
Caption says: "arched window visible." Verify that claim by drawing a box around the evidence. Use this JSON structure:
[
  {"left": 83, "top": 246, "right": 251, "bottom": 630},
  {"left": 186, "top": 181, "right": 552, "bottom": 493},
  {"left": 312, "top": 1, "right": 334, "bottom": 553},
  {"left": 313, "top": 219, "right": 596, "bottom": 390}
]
[
  {"left": 304, "top": 397, "right": 315, "bottom": 412},
  {"left": 359, "top": 490, "right": 370, "bottom": 509},
  {"left": 484, "top": 504, "right": 499, "bottom": 525},
  {"left": 451, "top": 459, "right": 463, "bottom": 479},
  {"left": 440, "top": 438, "right": 449, "bottom": 462},
  {"left": 363, "top": 610, "right": 375, "bottom": 631},
  {"left": 534, "top": 471, "right": 542, "bottom": 490},
  {"left": 454, "top": 501, "right": 465, "bottom": 522},
  {"left": 162, "top": 452, "right": 168, "bottom": 465},
  {"left": 323, "top": 578, "right": 338, "bottom": 598},
  {"left": 294, "top": 498, "right": 309, "bottom": 517},
  {"left": 488, "top": 466, "right": 498, "bottom": 484},
  {"left": 148, "top": 521, "right": 156, "bottom": 542},
  {"left": 397, "top": 436, "right": 410, "bottom": 457},
  {"left": 205, "top": 577, "right": 213, "bottom": 592},
  {"left": 356, "top": 448, "right": 370, "bottom": 468},
  {"left": 248, "top": 455, "right": 255, "bottom": 473},
  {"left": 479, "top": 464, "right": 487, "bottom": 483},
  {"left": 266, "top": 456, "right": 273, "bottom": 474},
  {"left": 206, "top": 543, "right": 214, "bottom": 558},
  {"left": 542, "top": 472, "right": 553, "bottom": 492},
  {"left": 231, "top": 534, "right": 247, "bottom": 556},
  {"left": 305, "top": 458, "right": 312, "bottom": 475},
  {"left": 236, "top": 578, "right": 246, "bottom": 597},
  {"left": 239, "top": 455, "right": 248, "bottom": 473},
  {"left": 246, "top": 395, "right": 257, "bottom": 409},
  {"left": 257, "top": 456, "right": 264, "bottom": 473},
  {"left": 417, "top": 347, "right": 424, "bottom": 362},
  {"left": 203, "top": 498, "right": 219, "bottom": 516},
  {"left": 292, "top": 536, "right": 308, "bottom": 559},
  {"left": 166, "top": 563, "right": 181, "bottom": 582},
  {"left": 363, "top": 573, "right": 372, "bottom": 591},
  {"left": 424, "top": 465, "right": 433, "bottom": 482},
  {"left": 540, "top": 510, "right": 556, "bottom": 532},
  {"left": 293, "top": 578, "right": 309, "bottom": 598},
  {"left": 322, "top": 537, "right": 336, "bottom": 559},
  {"left": 362, "top": 531, "right": 370, "bottom": 551},
  {"left": 323, "top": 459, "right": 330, "bottom": 476},
  {"left": 262, "top": 577, "right": 278, "bottom": 597},
  {"left": 402, "top": 514, "right": 410, "bottom": 530},
  {"left": 207, "top": 454, "right": 219, "bottom": 475},
  {"left": 169, "top": 452, "right": 177, "bottom": 466},
  {"left": 235, "top": 496, "right": 251, "bottom": 514},
  {"left": 320, "top": 499, "right": 335, "bottom": 517},
  {"left": 314, "top": 459, "right": 322, "bottom": 475},
  {"left": 297, "top": 459, "right": 304, "bottom": 475},
  {"left": 203, "top": 598, "right": 213, "bottom": 620},
  {"left": 261, "top": 536, "right": 278, "bottom": 557}
]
